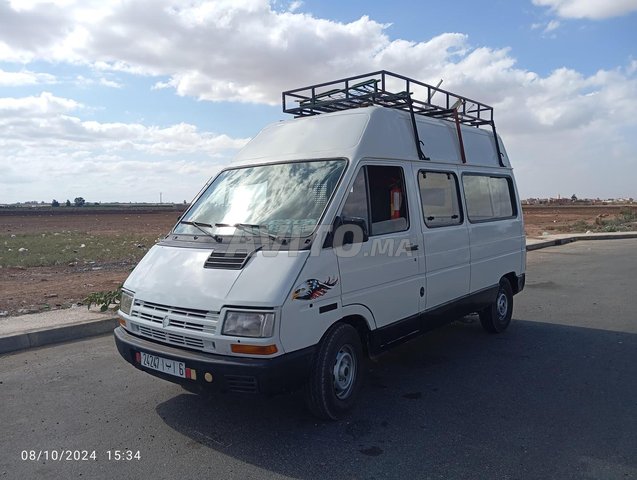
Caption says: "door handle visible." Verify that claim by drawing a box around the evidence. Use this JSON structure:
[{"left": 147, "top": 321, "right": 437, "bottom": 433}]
[{"left": 406, "top": 243, "right": 419, "bottom": 251}]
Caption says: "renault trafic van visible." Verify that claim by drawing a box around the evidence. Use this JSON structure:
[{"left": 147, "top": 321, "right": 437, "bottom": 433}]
[{"left": 114, "top": 71, "right": 526, "bottom": 419}]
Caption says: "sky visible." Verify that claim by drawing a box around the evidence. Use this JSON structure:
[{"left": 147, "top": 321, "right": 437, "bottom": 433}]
[{"left": 0, "top": 0, "right": 636, "bottom": 204}]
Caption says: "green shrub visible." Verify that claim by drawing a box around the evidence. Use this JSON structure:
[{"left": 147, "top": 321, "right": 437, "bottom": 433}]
[{"left": 85, "top": 287, "right": 122, "bottom": 312}]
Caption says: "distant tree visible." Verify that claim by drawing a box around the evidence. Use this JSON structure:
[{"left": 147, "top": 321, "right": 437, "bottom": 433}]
[
  {"left": 65, "top": 199, "right": 71, "bottom": 207},
  {"left": 51, "top": 199, "right": 60, "bottom": 207},
  {"left": 571, "top": 194, "right": 577, "bottom": 202},
  {"left": 74, "top": 197, "right": 86, "bottom": 207}
]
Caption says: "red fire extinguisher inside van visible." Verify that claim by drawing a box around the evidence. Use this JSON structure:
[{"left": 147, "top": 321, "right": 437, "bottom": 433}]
[{"left": 390, "top": 181, "right": 402, "bottom": 219}]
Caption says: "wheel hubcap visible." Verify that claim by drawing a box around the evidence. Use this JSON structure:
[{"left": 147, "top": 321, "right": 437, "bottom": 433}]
[
  {"left": 496, "top": 292, "right": 508, "bottom": 320},
  {"left": 333, "top": 345, "right": 356, "bottom": 400}
]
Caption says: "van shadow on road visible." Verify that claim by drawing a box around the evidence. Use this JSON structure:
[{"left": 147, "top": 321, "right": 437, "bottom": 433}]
[{"left": 156, "top": 318, "right": 637, "bottom": 479}]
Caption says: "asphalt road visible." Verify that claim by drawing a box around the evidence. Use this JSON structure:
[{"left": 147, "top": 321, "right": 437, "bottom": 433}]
[{"left": 1, "top": 239, "right": 636, "bottom": 480}]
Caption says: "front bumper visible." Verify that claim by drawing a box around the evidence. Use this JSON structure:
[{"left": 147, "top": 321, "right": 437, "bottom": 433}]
[{"left": 114, "top": 327, "right": 314, "bottom": 395}]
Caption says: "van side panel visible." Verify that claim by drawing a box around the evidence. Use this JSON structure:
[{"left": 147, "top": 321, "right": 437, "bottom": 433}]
[
  {"left": 422, "top": 225, "right": 471, "bottom": 308},
  {"left": 412, "top": 164, "right": 471, "bottom": 310},
  {"left": 459, "top": 170, "right": 525, "bottom": 292},
  {"left": 468, "top": 219, "right": 524, "bottom": 292}
]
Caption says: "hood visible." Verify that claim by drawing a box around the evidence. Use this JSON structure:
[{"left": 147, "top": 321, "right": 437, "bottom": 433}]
[{"left": 124, "top": 244, "right": 309, "bottom": 311}]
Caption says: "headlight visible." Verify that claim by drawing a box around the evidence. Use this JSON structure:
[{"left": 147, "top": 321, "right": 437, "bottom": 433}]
[
  {"left": 222, "top": 310, "right": 275, "bottom": 338},
  {"left": 120, "top": 290, "right": 134, "bottom": 315}
]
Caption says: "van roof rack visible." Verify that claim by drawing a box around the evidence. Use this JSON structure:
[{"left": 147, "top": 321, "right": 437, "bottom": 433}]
[{"left": 282, "top": 70, "right": 504, "bottom": 166}]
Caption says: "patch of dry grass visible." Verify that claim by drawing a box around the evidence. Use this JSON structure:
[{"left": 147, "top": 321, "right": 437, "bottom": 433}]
[{"left": 0, "top": 232, "right": 160, "bottom": 268}]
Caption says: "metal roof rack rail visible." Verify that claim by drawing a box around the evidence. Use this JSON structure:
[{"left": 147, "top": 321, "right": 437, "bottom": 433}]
[{"left": 282, "top": 70, "right": 504, "bottom": 166}]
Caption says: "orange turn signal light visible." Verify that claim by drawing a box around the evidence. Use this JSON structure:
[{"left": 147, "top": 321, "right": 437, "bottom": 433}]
[
  {"left": 118, "top": 318, "right": 126, "bottom": 327},
  {"left": 231, "top": 344, "right": 278, "bottom": 355}
]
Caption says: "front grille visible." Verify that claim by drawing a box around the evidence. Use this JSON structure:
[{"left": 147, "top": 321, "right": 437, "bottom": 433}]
[
  {"left": 225, "top": 375, "right": 258, "bottom": 393},
  {"left": 204, "top": 251, "right": 249, "bottom": 270},
  {"left": 137, "top": 325, "right": 205, "bottom": 349},
  {"left": 130, "top": 300, "right": 219, "bottom": 335}
]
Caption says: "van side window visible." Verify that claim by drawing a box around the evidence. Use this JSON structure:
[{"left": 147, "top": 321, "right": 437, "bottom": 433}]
[
  {"left": 463, "top": 174, "right": 516, "bottom": 222},
  {"left": 367, "top": 166, "right": 409, "bottom": 236},
  {"left": 418, "top": 171, "right": 462, "bottom": 227},
  {"left": 341, "top": 168, "right": 369, "bottom": 233},
  {"left": 340, "top": 166, "right": 409, "bottom": 237}
]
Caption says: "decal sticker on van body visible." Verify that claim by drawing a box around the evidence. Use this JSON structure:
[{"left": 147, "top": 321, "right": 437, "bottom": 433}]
[{"left": 292, "top": 277, "right": 338, "bottom": 300}]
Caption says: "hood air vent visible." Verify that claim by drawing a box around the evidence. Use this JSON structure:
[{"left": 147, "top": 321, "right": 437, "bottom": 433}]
[{"left": 204, "top": 250, "right": 249, "bottom": 270}]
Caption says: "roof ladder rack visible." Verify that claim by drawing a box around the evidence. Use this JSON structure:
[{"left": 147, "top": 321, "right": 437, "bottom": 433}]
[
  {"left": 405, "top": 93, "right": 429, "bottom": 161},
  {"left": 282, "top": 70, "right": 504, "bottom": 166},
  {"left": 452, "top": 101, "right": 467, "bottom": 164},
  {"left": 491, "top": 122, "right": 504, "bottom": 167}
]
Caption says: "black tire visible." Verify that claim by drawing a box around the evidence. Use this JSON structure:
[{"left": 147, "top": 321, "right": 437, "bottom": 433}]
[
  {"left": 479, "top": 278, "right": 513, "bottom": 333},
  {"left": 305, "top": 323, "right": 364, "bottom": 420}
]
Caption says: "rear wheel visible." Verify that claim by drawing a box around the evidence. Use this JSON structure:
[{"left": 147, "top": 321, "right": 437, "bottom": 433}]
[
  {"left": 305, "top": 323, "right": 364, "bottom": 420},
  {"left": 479, "top": 278, "right": 513, "bottom": 333}
]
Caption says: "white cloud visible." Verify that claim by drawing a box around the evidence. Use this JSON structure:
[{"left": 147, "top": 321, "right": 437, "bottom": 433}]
[
  {"left": 0, "top": 0, "right": 635, "bottom": 199},
  {"left": 0, "top": 92, "right": 247, "bottom": 153},
  {"left": 75, "top": 75, "right": 123, "bottom": 88},
  {"left": 544, "top": 19, "right": 561, "bottom": 32},
  {"left": 530, "top": 19, "right": 561, "bottom": 36},
  {"left": 99, "top": 77, "right": 122, "bottom": 88},
  {"left": 0, "top": 91, "right": 81, "bottom": 114},
  {"left": 0, "top": 0, "right": 74, "bottom": 62},
  {"left": 0, "top": 92, "right": 249, "bottom": 202},
  {"left": 0, "top": 68, "right": 56, "bottom": 86},
  {"left": 288, "top": 1, "right": 302, "bottom": 13},
  {"left": 532, "top": 0, "right": 637, "bottom": 19}
]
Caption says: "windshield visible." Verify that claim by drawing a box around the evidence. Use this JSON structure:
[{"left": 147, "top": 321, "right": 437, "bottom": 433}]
[{"left": 175, "top": 159, "right": 347, "bottom": 238}]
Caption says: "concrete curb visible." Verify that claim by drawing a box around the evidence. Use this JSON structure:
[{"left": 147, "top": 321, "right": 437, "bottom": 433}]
[
  {"left": 526, "top": 232, "right": 637, "bottom": 251},
  {"left": 0, "top": 317, "right": 118, "bottom": 355}
]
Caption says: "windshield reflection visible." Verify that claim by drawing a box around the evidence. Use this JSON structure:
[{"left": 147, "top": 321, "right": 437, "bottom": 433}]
[{"left": 175, "top": 159, "right": 346, "bottom": 238}]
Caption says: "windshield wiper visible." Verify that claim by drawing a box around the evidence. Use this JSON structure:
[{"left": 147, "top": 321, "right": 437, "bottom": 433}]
[
  {"left": 179, "top": 220, "right": 222, "bottom": 242},
  {"left": 214, "top": 223, "right": 280, "bottom": 242}
]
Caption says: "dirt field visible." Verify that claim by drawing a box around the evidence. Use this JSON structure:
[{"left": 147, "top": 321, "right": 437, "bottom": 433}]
[
  {"left": 1, "top": 205, "right": 635, "bottom": 316},
  {"left": 0, "top": 208, "right": 181, "bottom": 235},
  {"left": 522, "top": 205, "right": 637, "bottom": 237},
  {"left": 1, "top": 209, "right": 180, "bottom": 316}
]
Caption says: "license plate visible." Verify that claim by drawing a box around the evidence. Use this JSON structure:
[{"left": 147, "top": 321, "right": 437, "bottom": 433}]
[{"left": 139, "top": 352, "right": 185, "bottom": 378}]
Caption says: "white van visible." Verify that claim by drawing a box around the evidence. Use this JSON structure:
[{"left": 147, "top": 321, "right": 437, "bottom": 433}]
[{"left": 114, "top": 71, "right": 526, "bottom": 419}]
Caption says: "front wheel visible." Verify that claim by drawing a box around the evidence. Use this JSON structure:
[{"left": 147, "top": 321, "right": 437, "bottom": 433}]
[
  {"left": 305, "top": 323, "right": 364, "bottom": 420},
  {"left": 479, "top": 278, "right": 513, "bottom": 333}
]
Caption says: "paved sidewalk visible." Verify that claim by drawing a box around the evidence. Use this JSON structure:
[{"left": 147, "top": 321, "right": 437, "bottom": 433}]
[{"left": 1, "top": 231, "right": 636, "bottom": 355}]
